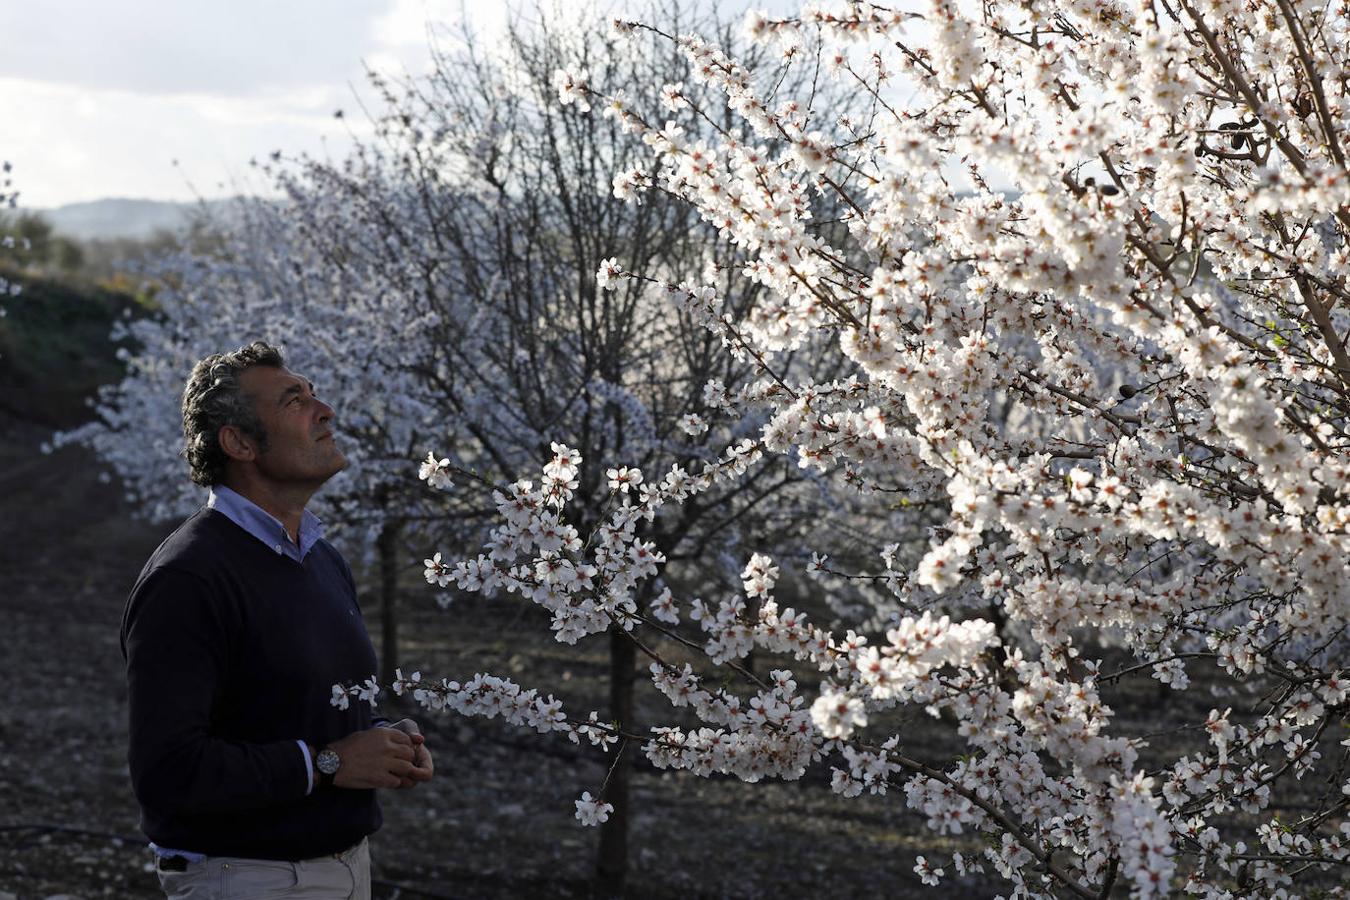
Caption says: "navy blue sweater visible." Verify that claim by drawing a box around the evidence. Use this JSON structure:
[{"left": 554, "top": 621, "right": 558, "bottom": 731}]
[{"left": 121, "top": 508, "right": 382, "bottom": 860}]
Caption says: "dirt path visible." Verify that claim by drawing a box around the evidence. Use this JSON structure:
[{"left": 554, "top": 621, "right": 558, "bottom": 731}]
[{"left": 0, "top": 415, "right": 165, "bottom": 898}]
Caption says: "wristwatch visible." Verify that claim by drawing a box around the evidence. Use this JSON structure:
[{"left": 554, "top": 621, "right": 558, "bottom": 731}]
[{"left": 315, "top": 746, "right": 341, "bottom": 788}]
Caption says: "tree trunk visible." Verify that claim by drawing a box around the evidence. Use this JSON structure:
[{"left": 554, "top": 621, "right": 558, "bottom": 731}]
[
  {"left": 744, "top": 595, "right": 760, "bottom": 677},
  {"left": 596, "top": 627, "right": 635, "bottom": 895},
  {"left": 377, "top": 519, "right": 404, "bottom": 688}
]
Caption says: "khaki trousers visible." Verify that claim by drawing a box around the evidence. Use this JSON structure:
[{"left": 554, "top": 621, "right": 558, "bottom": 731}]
[{"left": 156, "top": 837, "right": 370, "bottom": 899}]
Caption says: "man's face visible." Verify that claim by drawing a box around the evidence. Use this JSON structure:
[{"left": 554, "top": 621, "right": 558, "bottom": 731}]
[{"left": 237, "top": 364, "right": 348, "bottom": 487}]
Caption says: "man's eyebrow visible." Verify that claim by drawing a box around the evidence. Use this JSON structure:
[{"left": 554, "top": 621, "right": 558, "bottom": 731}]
[
  {"left": 277, "top": 380, "right": 317, "bottom": 406},
  {"left": 277, "top": 383, "right": 305, "bottom": 406}
]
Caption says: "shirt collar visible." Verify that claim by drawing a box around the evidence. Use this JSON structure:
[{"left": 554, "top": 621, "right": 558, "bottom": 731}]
[{"left": 207, "top": 484, "right": 325, "bottom": 562}]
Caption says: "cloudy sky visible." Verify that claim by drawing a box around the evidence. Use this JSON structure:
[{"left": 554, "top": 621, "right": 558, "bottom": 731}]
[
  {"left": 0, "top": 0, "right": 512, "bottom": 208},
  {"left": 4, "top": 1, "right": 823, "bottom": 211}
]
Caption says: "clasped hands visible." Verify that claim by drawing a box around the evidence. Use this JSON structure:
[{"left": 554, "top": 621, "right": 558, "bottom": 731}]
[{"left": 326, "top": 718, "right": 435, "bottom": 790}]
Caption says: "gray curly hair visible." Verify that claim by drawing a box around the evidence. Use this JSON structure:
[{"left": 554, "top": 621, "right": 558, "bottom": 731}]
[{"left": 181, "top": 341, "right": 284, "bottom": 486}]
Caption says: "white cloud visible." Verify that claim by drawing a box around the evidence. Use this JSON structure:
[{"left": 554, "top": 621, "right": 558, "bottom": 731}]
[
  {"left": 1, "top": 2, "right": 415, "bottom": 207},
  {"left": 1, "top": 0, "right": 786, "bottom": 208},
  {"left": 0, "top": 1, "right": 390, "bottom": 97},
  {"left": 1, "top": 77, "right": 372, "bottom": 207},
  {"left": 372, "top": 0, "right": 506, "bottom": 51}
]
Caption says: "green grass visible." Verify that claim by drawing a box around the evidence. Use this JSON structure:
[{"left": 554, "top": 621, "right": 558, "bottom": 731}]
[{"left": 0, "top": 268, "right": 150, "bottom": 426}]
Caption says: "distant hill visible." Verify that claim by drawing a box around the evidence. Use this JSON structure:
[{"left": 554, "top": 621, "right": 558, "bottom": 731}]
[{"left": 32, "top": 197, "right": 244, "bottom": 242}]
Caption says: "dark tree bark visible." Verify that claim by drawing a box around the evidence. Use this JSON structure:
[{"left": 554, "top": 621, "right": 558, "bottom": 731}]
[
  {"left": 377, "top": 519, "right": 404, "bottom": 688},
  {"left": 596, "top": 627, "right": 636, "bottom": 894}
]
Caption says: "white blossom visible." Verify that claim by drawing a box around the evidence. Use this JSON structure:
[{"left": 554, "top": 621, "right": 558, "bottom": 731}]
[{"left": 574, "top": 791, "right": 614, "bottom": 826}]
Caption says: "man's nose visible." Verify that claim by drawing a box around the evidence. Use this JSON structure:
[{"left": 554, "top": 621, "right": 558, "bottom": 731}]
[{"left": 316, "top": 397, "right": 336, "bottom": 420}]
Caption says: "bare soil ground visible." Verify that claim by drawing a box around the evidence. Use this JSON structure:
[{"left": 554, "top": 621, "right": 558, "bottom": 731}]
[{"left": 0, "top": 411, "right": 990, "bottom": 899}]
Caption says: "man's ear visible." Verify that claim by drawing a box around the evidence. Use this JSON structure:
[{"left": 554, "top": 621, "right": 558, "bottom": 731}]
[{"left": 218, "top": 425, "right": 257, "bottom": 462}]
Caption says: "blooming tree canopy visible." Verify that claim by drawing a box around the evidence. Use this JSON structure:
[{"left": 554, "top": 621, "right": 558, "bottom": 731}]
[
  {"left": 359, "top": 0, "right": 1350, "bottom": 896},
  {"left": 55, "top": 190, "right": 449, "bottom": 544},
  {"left": 333, "top": 11, "right": 879, "bottom": 883},
  {"left": 68, "top": 18, "right": 870, "bottom": 888}
]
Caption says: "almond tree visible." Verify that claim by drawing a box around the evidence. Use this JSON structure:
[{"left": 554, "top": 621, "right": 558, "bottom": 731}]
[
  {"left": 369, "top": 1, "right": 1350, "bottom": 896},
  {"left": 314, "top": 5, "right": 866, "bottom": 887},
  {"left": 63, "top": 5, "right": 869, "bottom": 889}
]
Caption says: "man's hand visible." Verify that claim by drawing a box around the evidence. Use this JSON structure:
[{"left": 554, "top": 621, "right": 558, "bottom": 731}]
[
  {"left": 326, "top": 727, "right": 420, "bottom": 790},
  {"left": 385, "top": 718, "right": 434, "bottom": 788}
]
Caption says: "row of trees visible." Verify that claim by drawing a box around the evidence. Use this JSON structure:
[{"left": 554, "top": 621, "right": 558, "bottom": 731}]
[
  {"left": 75, "top": 0, "right": 1350, "bottom": 894},
  {"left": 385, "top": 1, "right": 1350, "bottom": 898},
  {"left": 1, "top": 161, "right": 22, "bottom": 302},
  {"left": 0, "top": 212, "right": 85, "bottom": 275}
]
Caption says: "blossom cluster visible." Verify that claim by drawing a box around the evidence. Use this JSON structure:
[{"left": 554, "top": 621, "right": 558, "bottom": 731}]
[
  {"left": 331, "top": 667, "right": 624, "bottom": 826},
  {"left": 424, "top": 0, "right": 1350, "bottom": 895}
]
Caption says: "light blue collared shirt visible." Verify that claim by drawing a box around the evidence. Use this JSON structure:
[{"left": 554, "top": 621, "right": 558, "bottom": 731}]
[
  {"left": 150, "top": 487, "right": 327, "bottom": 861},
  {"left": 207, "top": 484, "right": 326, "bottom": 562}
]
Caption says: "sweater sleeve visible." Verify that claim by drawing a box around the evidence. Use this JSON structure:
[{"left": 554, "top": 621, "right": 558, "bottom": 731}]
[{"left": 124, "top": 566, "right": 309, "bottom": 814}]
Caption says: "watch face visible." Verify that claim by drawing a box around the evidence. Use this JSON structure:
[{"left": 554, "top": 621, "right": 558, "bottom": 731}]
[{"left": 317, "top": 748, "right": 341, "bottom": 775}]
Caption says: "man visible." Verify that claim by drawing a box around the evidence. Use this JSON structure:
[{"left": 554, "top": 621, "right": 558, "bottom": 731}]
[{"left": 122, "top": 341, "right": 433, "bottom": 899}]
